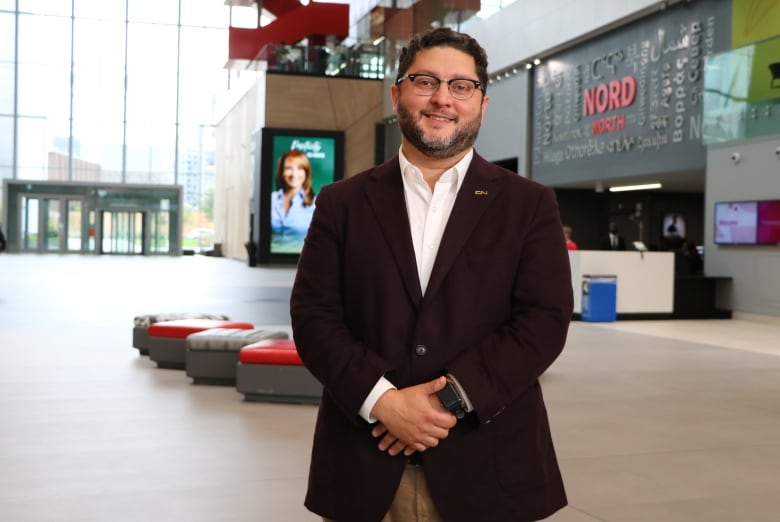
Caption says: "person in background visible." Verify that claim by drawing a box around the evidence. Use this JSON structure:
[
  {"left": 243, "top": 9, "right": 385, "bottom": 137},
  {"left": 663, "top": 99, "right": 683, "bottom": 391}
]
[
  {"left": 681, "top": 239, "right": 703, "bottom": 275},
  {"left": 666, "top": 214, "right": 680, "bottom": 237},
  {"left": 0, "top": 223, "right": 6, "bottom": 253},
  {"left": 563, "top": 225, "right": 578, "bottom": 250},
  {"left": 270, "top": 149, "right": 316, "bottom": 253},
  {"left": 290, "top": 27, "right": 573, "bottom": 522},
  {"left": 600, "top": 221, "right": 626, "bottom": 250}
]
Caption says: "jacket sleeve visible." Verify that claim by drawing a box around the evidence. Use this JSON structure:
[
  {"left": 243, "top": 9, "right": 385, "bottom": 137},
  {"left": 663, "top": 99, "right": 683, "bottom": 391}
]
[{"left": 289, "top": 182, "right": 395, "bottom": 422}]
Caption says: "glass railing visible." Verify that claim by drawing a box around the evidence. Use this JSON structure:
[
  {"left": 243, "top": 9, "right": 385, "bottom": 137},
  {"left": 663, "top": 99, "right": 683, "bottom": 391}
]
[
  {"left": 702, "top": 34, "right": 780, "bottom": 144},
  {"left": 256, "top": 41, "right": 385, "bottom": 79}
]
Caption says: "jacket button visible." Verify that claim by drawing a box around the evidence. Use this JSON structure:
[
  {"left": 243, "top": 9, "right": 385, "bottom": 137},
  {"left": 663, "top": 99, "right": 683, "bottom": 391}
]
[{"left": 415, "top": 344, "right": 427, "bottom": 356}]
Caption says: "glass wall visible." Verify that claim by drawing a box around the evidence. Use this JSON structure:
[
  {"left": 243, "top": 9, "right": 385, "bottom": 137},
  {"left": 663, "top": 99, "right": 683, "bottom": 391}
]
[
  {"left": 0, "top": 1, "right": 238, "bottom": 244},
  {"left": 702, "top": 35, "right": 780, "bottom": 145}
]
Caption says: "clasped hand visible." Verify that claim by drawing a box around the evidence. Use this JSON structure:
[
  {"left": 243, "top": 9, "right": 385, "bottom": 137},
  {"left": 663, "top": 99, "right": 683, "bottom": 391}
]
[{"left": 370, "top": 376, "right": 457, "bottom": 457}]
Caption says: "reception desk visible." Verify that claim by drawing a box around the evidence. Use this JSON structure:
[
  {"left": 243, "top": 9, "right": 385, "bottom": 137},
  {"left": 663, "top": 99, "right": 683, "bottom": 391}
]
[{"left": 569, "top": 251, "right": 674, "bottom": 317}]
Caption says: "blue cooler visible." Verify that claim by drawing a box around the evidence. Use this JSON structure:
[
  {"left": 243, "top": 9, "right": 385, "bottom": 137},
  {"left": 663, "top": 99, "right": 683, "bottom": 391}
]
[{"left": 582, "top": 275, "right": 617, "bottom": 322}]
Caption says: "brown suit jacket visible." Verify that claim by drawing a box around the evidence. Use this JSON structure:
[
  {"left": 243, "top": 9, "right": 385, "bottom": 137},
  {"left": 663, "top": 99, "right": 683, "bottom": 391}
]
[{"left": 290, "top": 153, "right": 573, "bottom": 522}]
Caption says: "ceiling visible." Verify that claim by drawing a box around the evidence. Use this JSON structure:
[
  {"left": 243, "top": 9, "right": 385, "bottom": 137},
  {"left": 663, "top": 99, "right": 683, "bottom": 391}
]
[{"left": 549, "top": 168, "right": 705, "bottom": 194}]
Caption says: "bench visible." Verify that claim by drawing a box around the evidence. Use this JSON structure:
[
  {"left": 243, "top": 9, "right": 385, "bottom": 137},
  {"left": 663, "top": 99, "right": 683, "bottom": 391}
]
[
  {"left": 236, "top": 339, "right": 321, "bottom": 404},
  {"left": 133, "top": 313, "right": 229, "bottom": 355},
  {"left": 147, "top": 319, "right": 254, "bottom": 369},
  {"left": 185, "top": 328, "right": 290, "bottom": 385}
]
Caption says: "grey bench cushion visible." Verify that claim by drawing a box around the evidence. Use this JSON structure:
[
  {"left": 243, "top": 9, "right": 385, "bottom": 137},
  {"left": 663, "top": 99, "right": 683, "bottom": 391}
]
[{"left": 185, "top": 328, "right": 290, "bottom": 385}]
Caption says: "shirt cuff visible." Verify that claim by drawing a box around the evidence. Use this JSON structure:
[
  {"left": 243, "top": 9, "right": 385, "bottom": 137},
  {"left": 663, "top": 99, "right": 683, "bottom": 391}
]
[
  {"left": 446, "top": 373, "right": 474, "bottom": 413},
  {"left": 358, "top": 376, "right": 396, "bottom": 423}
]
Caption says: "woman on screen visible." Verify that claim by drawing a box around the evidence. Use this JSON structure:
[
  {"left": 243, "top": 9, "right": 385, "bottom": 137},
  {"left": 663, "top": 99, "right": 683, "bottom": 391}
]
[{"left": 271, "top": 149, "right": 316, "bottom": 254}]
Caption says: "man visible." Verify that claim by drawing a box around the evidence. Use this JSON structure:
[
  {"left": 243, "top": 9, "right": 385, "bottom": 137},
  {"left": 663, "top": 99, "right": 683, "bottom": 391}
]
[
  {"left": 600, "top": 221, "right": 626, "bottom": 250},
  {"left": 291, "top": 27, "right": 573, "bottom": 522}
]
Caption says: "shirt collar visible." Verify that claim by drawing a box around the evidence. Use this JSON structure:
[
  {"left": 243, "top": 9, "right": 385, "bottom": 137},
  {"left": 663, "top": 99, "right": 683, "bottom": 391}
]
[{"left": 398, "top": 147, "right": 473, "bottom": 193}]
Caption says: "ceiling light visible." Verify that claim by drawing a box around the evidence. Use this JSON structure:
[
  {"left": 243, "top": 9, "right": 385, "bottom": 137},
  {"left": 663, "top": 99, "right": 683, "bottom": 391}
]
[
  {"left": 533, "top": 58, "right": 541, "bottom": 66},
  {"left": 525, "top": 63, "right": 533, "bottom": 70},
  {"left": 608, "top": 183, "right": 662, "bottom": 192}
]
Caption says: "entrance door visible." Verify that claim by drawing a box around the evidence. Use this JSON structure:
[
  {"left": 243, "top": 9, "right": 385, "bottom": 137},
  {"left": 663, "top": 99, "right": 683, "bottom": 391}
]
[
  {"left": 19, "top": 196, "right": 84, "bottom": 253},
  {"left": 20, "top": 196, "right": 40, "bottom": 252},
  {"left": 101, "top": 210, "right": 144, "bottom": 254}
]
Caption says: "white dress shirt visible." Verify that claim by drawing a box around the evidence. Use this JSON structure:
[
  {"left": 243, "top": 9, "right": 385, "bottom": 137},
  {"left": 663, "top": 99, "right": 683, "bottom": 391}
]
[{"left": 357, "top": 148, "right": 472, "bottom": 422}]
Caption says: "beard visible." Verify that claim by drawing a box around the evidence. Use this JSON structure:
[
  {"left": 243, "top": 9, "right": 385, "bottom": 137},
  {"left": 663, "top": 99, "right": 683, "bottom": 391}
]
[{"left": 396, "top": 101, "right": 482, "bottom": 160}]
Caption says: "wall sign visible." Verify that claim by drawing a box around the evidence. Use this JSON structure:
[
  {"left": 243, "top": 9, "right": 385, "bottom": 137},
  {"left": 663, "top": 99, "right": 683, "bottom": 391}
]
[{"left": 530, "top": 0, "right": 731, "bottom": 186}]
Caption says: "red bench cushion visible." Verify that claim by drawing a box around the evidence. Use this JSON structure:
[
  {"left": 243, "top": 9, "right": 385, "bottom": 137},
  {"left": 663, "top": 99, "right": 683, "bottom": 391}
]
[
  {"left": 148, "top": 319, "right": 254, "bottom": 339},
  {"left": 239, "top": 339, "right": 303, "bottom": 366}
]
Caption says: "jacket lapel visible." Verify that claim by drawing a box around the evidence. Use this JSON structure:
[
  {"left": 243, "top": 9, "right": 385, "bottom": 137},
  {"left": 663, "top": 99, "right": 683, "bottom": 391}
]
[
  {"left": 425, "top": 154, "right": 501, "bottom": 298},
  {"left": 364, "top": 159, "right": 424, "bottom": 307}
]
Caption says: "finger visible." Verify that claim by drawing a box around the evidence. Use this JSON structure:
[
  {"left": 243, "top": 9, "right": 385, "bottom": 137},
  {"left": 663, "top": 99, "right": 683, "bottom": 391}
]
[
  {"left": 404, "top": 441, "right": 429, "bottom": 456},
  {"left": 429, "top": 375, "right": 448, "bottom": 393},
  {"left": 387, "top": 439, "right": 408, "bottom": 457},
  {"left": 377, "top": 433, "right": 397, "bottom": 452},
  {"left": 371, "top": 422, "right": 389, "bottom": 438}
]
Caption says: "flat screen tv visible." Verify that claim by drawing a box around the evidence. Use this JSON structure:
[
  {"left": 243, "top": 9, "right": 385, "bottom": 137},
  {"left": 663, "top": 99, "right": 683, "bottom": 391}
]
[
  {"left": 757, "top": 200, "right": 780, "bottom": 245},
  {"left": 714, "top": 201, "right": 757, "bottom": 245},
  {"left": 257, "top": 127, "right": 344, "bottom": 264}
]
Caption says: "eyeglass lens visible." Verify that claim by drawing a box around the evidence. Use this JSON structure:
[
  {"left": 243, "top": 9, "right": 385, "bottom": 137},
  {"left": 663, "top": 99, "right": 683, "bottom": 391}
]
[{"left": 408, "top": 75, "right": 478, "bottom": 100}]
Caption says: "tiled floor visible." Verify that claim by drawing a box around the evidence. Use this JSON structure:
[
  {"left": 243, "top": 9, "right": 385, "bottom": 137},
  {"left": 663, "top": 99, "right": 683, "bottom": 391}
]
[{"left": 1, "top": 254, "right": 779, "bottom": 522}]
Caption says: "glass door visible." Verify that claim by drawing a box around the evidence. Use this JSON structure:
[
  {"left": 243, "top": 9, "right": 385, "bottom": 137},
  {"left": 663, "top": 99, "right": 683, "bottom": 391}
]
[
  {"left": 101, "top": 210, "right": 144, "bottom": 254},
  {"left": 19, "top": 196, "right": 85, "bottom": 253},
  {"left": 149, "top": 210, "right": 171, "bottom": 254},
  {"left": 20, "top": 196, "right": 40, "bottom": 252},
  {"left": 65, "top": 199, "right": 83, "bottom": 252},
  {"left": 43, "top": 198, "right": 63, "bottom": 252}
]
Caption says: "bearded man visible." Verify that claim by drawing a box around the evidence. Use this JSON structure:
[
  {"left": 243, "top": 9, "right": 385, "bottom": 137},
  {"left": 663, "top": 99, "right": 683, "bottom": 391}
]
[{"left": 291, "top": 27, "right": 573, "bottom": 522}]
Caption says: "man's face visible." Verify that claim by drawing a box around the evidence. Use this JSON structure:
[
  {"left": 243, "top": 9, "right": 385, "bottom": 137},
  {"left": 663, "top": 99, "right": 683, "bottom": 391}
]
[{"left": 391, "top": 46, "right": 488, "bottom": 160}]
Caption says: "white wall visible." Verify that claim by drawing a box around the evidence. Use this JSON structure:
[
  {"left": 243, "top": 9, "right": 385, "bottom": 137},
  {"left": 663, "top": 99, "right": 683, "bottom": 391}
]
[
  {"left": 465, "top": 0, "right": 662, "bottom": 73},
  {"left": 705, "top": 140, "right": 780, "bottom": 316},
  {"left": 215, "top": 75, "right": 265, "bottom": 261},
  {"left": 474, "top": 72, "right": 528, "bottom": 171}
]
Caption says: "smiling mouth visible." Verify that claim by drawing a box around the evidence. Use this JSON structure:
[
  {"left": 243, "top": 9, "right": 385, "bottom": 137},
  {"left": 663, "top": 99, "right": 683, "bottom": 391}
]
[{"left": 425, "top": 113, "right": 455, "bottom": 123}]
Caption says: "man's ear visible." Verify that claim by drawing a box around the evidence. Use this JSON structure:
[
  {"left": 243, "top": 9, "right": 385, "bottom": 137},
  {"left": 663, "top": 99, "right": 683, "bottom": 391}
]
[{"left": 391, "top": 84, "right": 400, "bottom": 113}]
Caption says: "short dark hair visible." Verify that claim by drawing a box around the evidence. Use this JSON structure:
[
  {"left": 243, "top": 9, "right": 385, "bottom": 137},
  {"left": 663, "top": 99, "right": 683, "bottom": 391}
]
[{"left": 396, "top": 27, "right": 488, "bottom": 94}]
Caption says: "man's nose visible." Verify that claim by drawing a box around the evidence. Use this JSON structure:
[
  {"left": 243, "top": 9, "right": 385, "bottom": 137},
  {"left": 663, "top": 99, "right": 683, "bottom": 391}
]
[{"left": 429, "top": 82, "right": 453, "bottom": 103}]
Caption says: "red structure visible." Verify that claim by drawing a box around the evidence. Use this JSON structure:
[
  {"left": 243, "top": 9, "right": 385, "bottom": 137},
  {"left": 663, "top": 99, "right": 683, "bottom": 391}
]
[{"left": 226, "top": 2, "right": 350, "bottom": 68}]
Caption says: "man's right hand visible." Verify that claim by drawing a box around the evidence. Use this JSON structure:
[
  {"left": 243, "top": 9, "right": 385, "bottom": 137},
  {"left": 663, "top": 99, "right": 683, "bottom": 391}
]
[{"left": 370, "top": 376, "right": 457, "bottom": 457}]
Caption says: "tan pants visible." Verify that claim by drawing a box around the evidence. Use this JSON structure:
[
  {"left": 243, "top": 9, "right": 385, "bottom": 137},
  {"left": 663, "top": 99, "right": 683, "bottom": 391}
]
[{"left": 323, "top": 465, "right": 444, "bottom": 522}]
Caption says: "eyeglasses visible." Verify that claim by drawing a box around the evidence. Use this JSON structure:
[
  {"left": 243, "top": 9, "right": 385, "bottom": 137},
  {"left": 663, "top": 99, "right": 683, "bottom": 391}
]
[{"left": 396, "top": 73, "right": 484, "bottom": 100}]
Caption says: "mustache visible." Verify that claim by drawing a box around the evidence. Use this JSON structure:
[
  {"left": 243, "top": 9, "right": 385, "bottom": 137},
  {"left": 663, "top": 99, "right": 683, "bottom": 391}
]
[{"left": 396, "top": 103, "right": 481, "bottom": 159}]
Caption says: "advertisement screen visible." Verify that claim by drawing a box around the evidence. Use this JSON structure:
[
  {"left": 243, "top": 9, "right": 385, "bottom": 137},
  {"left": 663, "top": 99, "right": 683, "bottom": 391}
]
[
  {"left": 258, "top": 128, "right": 344, "bottom": 263},
  {"left": 757, "top": 200, "right": 780, "bottom": 245},
  {"left": 714, "top": 201, "right": 757, "bottom": 245}
]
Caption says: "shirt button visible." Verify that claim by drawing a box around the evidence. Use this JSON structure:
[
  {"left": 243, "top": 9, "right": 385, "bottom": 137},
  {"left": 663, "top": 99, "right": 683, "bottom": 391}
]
[{"left": 415, "top": 344, "right": 427, "bottom": 356}]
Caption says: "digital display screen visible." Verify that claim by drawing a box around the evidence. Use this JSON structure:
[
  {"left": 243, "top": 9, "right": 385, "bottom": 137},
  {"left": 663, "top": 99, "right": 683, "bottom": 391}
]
[
  {"left": 258, "top": 128, "right": 344, "bottom": 264},
  {"left": 714, "top": 201, "right": 757, "bottom": 245},
  {"left": 757, "top": 200, "right": 780, "bottom": 245}
]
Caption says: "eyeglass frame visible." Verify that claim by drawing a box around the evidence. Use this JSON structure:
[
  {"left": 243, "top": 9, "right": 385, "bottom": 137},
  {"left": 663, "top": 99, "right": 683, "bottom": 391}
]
[{"left": 395, "top": 73, "right": 485, "bottom": 100}]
